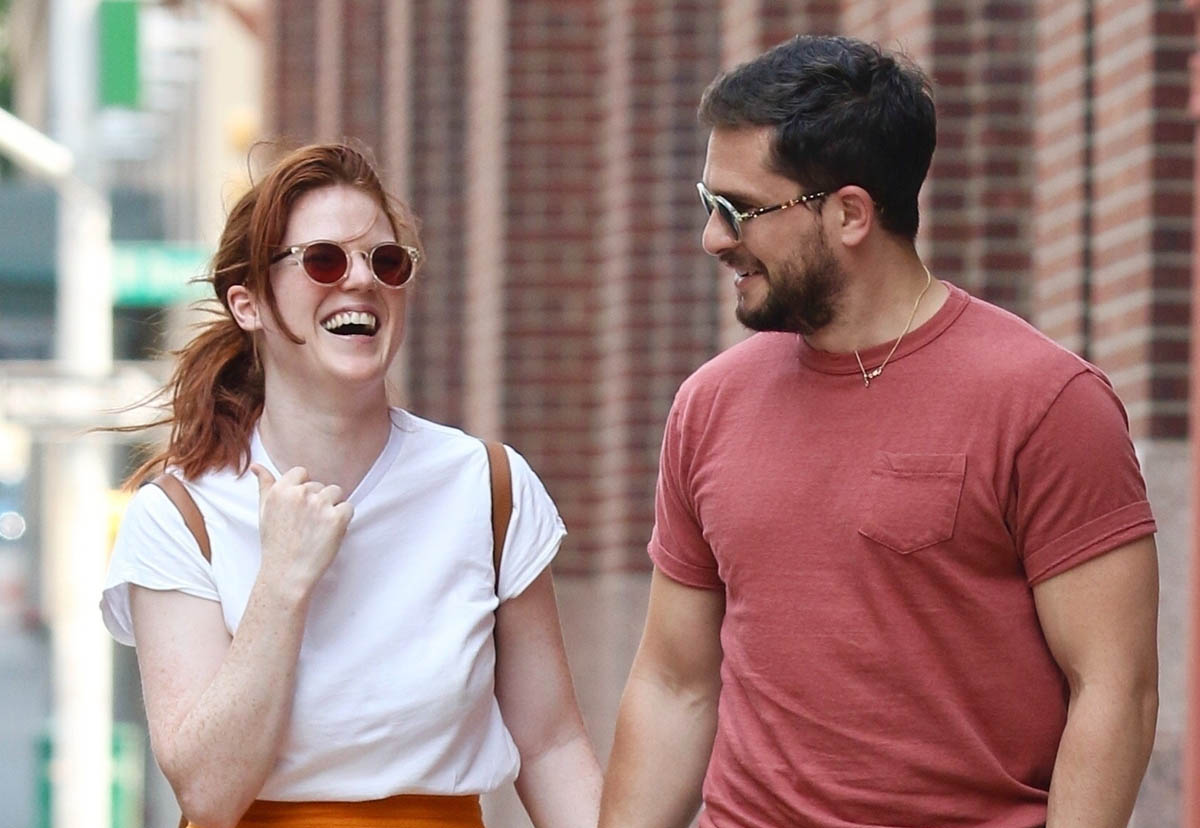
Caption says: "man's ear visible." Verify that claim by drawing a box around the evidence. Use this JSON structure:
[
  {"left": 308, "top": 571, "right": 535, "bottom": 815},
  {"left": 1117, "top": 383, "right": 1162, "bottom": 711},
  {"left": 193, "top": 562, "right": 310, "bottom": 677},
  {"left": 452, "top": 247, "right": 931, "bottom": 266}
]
[
  {"left": 831, "top": 185, "right": 874, "bottom": 249},
  {"left": 226, "top": 284, "right": 263, "bottom": 332}
]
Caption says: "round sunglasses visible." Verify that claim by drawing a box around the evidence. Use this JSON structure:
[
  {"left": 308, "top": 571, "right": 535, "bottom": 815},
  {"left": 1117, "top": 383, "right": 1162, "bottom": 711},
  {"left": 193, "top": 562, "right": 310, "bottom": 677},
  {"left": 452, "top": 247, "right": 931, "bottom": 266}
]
[
  {"left": 270, "top": 240, "right": 422, "bottom": 288},
  {"left": 696, "top": 181, "right": 827, "bottom": 242}
]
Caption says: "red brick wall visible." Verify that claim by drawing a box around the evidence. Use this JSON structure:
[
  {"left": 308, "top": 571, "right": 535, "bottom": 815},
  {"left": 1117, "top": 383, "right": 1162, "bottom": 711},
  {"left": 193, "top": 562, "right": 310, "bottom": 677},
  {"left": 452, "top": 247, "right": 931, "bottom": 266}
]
[
  {"left": 841, "top": 1, "right": 1036, "bottom": 317},
  {"left": 593, "top": 1, "right": 725, "bottom": 569},
  {"left": 1088, "top": 0, "right": 1192, "bottom": 439},
  {"left": 263, "top": 0, "right": 1191, "bottom": 563},
  {"left": 1033, "top": 0, "right": 1094, "bottom": 357},
  {"left": 314, "top": 0, "right": 342, "bottom": 140},
  {"left": 266, "top": 2, "right": 318, "bottom": 142},
  {"left": 402, "top": 1, "right": 470, "bottom": 428},
  {"left": 958, "top": 1, "right": 1035, "bottom": 312},
  {"left": 1188, "top": 5, "right": 1200, "bottom": 821},
  {"left": 494, "top": 0, "right": 606, "bottom": 566},
  {"left": 761, "top": 0, "right": 840, "bottom": 48},
  {"left": 341, "top": 0, "right": 385, "bottom": 155},
  {"left": 613, "top": 1, "right": 724, "bottom": 568}
]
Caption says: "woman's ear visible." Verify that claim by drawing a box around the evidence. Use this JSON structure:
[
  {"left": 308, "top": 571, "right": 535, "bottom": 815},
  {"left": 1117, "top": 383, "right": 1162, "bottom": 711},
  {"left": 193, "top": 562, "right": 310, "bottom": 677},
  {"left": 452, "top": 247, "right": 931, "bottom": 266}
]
[
  {"left": 831, "top": 185, "right": 874, "bottom": 249},
  {"left": 226, "top": 285, "right": 262, "bottom": 332}
]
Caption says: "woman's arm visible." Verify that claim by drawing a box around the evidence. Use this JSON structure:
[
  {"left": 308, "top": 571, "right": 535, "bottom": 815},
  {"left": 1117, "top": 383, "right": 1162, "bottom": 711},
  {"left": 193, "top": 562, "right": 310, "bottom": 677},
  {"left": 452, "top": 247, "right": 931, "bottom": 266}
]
[
  {"left": 494, "top": 568, "right": 602, "bottom": 828},
  {"left": 133, "top": 580, "right": 307, "bottom": 828},
  {"left": 132, "top": 465, "right": 352, "bottom": 828}
]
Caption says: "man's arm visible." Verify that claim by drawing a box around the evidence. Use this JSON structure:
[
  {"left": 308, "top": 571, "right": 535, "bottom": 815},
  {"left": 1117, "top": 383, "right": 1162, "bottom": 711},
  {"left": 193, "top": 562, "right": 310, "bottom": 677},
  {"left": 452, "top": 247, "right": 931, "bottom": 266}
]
[
  {"left": 1033, "top": 535, "right": 1159, "bottom": 828},
  {"left": 599, "top": 567, "right": 725, "bottom": 828}
]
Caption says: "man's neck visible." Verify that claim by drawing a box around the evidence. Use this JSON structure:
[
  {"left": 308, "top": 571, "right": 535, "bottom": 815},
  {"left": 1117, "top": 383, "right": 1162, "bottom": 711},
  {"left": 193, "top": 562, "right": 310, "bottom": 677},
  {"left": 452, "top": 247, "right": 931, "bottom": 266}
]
[{"left": 804, "top": 250, "right": 947, "bottom": 355}]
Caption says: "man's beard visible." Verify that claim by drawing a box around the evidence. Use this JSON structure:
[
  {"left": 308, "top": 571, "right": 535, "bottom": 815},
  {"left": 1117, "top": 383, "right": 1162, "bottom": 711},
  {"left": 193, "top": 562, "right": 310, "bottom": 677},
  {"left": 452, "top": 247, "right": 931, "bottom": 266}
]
[{"left": 736, "top": 233, "right": 845, "bottom": 335}]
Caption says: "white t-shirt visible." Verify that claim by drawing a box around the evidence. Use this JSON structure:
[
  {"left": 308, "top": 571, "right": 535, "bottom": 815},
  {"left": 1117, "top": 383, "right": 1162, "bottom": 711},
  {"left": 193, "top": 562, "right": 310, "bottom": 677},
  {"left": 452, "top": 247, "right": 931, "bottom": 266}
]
[{"left": 100, "top": 408, "right": 566, "bottom": 801}]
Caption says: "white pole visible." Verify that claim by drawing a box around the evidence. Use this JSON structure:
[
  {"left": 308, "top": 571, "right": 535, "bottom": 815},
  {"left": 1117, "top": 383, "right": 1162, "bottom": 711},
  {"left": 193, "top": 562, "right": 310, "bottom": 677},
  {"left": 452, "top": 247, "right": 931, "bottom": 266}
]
[
  {"left": 46, "top": 1, "right": 114, "bottom": 827},
  {"left": 0, "top": 108, "right": 73, "bottom": 179}
]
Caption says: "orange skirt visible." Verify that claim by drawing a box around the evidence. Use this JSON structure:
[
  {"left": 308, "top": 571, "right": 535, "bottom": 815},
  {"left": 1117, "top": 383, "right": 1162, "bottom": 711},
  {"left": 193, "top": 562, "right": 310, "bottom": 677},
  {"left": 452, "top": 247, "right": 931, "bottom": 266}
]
[{"left": 188, "top": 794, "right": 485, "bottom": 828}]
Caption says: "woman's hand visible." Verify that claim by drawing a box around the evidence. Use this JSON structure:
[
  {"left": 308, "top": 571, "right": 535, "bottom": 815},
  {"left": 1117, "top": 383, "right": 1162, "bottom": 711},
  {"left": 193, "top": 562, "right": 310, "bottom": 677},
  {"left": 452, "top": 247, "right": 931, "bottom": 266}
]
[
  {"left": 251, "top": 463, "right": 354, "bottom": 596},
  {"left": 133, "top": 465, "right": 353, "bottom": 828}
]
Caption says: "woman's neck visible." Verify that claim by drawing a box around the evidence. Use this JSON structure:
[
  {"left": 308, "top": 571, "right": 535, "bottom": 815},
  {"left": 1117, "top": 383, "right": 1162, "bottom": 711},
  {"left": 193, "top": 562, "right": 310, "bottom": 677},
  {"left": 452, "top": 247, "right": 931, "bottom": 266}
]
[{"left": 256, "top": 388, "right": 394, "bottom": 494}]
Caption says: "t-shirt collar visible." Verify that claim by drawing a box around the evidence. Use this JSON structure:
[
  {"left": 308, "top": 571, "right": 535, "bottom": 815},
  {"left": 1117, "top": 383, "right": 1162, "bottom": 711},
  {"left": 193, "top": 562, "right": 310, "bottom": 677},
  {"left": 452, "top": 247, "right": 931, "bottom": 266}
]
[{"left": 795, "top": 281, "right": 970, "bottom": 375}]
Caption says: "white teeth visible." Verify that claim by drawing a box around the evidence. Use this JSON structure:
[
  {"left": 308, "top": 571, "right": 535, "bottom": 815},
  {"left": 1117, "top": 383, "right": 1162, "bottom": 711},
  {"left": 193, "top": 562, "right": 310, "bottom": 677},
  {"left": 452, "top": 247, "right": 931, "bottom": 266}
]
[{"left": 322, "top": 310, "right": 378, "bottom": 332}]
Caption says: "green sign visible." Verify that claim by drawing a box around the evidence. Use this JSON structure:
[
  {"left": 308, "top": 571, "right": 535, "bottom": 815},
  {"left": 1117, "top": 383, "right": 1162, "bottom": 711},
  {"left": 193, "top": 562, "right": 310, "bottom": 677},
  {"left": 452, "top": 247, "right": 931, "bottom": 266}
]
[
  {"left": 112, "top": 242, "right": 211, "bottom": 307},
  {"left": 99, "top": 0, "right": 140, "bottom": 108},
  {"left": 36, "top": 722, "right": 146, "bottom": 828}
]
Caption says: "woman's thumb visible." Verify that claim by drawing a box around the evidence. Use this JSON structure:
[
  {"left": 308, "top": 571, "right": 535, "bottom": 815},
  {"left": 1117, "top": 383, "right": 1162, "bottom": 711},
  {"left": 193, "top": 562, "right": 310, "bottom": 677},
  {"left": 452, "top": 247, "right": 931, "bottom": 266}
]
[{"left": 249, "top": 462, "right": 275, "bottom": 495}]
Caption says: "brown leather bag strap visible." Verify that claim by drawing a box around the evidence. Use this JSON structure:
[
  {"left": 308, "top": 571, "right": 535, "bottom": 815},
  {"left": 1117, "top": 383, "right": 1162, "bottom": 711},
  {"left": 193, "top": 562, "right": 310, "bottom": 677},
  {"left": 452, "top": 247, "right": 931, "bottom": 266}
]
[
  {"left": 483, "top": 441, "right": 512, "bottom": 596},
  {"left": 150, "top": 473, "right": 212, "bottom": 563},
  {"left": 149, "top": 473, "right": 208, "bottom": 828}
]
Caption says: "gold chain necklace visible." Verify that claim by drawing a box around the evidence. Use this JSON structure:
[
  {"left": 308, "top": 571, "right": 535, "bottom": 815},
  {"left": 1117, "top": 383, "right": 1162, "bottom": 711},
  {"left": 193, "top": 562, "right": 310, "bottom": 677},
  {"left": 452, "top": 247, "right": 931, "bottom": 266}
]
[{"left": 853, "top": 266, "right": 933, "bottom": 388}]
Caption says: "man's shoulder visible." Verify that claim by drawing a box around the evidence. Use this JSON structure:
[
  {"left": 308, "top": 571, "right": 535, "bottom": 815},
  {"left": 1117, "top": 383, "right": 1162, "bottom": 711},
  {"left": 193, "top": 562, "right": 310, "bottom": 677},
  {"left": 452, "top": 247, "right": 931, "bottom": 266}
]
[
  {"left": 935, "top": 289, "right": 1124, "bottom": 435},
  {"left": 954, "top": 290, "right": 1096, "bottom": 381},
  {"left": 678, "top": 332, "right": 794, "bottom": 397}
]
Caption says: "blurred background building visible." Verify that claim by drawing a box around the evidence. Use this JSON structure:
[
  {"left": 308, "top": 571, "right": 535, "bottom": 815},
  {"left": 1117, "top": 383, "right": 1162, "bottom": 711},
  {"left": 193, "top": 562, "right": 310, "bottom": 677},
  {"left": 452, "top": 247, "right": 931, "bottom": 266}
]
[{"left": 0, "top": 0, "right": 1193, "bottom": 826}]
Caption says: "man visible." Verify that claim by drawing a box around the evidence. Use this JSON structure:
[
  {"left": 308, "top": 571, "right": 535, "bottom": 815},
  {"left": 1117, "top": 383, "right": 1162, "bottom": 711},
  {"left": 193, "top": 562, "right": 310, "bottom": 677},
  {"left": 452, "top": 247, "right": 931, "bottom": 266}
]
[{"left": 599, "top": 35, "right": 1158, "bottom": 828}]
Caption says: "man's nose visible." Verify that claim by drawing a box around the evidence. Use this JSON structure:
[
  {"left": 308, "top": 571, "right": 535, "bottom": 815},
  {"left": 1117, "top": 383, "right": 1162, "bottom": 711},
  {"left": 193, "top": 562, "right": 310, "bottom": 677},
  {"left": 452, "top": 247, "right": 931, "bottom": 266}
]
[{"left": 701, "top": 210, "right": 738, "bottom": 257}]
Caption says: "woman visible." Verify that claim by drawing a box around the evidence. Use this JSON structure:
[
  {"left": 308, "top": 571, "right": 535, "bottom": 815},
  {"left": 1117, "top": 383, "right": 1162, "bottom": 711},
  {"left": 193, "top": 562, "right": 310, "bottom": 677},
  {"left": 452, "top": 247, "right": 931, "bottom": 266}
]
[{"left": 100, "top": 143, "right": 601, "bottom": 828}]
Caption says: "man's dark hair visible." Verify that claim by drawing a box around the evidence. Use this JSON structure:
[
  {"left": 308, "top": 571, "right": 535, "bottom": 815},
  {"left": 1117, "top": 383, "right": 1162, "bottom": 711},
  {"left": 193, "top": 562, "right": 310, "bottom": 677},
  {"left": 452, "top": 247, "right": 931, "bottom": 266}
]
[{"left": 698, "top": 35, "right": 936, "bottom": 240}]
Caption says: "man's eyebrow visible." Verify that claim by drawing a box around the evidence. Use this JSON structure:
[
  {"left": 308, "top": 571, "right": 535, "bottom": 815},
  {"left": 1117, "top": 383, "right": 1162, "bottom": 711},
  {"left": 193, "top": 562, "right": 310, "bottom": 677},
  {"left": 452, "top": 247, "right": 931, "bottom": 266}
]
[{"left": 706, "top": 184, "right": 764, "bottom": 206}]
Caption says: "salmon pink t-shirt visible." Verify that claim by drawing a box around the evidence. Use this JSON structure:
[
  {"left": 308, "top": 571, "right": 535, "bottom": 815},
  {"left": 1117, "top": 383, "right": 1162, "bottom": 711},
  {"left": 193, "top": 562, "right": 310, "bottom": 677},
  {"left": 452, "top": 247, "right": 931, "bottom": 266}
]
[{"left": 649, "top": 283, "right": 1155, "bottom": 828}]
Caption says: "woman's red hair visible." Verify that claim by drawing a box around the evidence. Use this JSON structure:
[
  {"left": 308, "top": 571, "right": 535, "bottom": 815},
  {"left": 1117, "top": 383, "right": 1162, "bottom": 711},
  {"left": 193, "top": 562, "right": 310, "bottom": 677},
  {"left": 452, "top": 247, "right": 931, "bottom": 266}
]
[{"left": 124, "top": 142, "right": 421, "bottom": 487}]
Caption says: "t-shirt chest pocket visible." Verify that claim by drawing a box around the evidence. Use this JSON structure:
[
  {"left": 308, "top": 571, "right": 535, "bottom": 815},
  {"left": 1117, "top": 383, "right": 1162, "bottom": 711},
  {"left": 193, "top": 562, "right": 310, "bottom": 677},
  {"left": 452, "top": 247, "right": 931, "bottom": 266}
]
[{"left": 858, "top": 452, "right": 967, "bottom": 554}]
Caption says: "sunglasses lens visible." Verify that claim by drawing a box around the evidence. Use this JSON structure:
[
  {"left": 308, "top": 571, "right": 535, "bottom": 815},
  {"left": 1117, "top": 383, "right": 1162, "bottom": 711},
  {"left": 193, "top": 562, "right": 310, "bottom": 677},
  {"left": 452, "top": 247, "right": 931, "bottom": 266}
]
[
  {"left": 371, "top": 244, "right": 414, "bottom": 287},
  {"left": 698, "top": 185, "right": 740, "bottom": 240},
  {"left": 301, "top": 242, "right": 349, "bottom": 284},
  {"left": 719, "top": 205, "right": 740, "bottom": 239}
]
